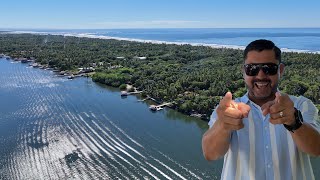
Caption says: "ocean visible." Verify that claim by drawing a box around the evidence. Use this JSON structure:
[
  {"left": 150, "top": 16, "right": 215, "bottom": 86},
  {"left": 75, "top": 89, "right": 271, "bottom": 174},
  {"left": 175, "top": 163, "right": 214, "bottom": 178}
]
[{"left": 11, "top": 28, "right": 320, "bottom": 53}]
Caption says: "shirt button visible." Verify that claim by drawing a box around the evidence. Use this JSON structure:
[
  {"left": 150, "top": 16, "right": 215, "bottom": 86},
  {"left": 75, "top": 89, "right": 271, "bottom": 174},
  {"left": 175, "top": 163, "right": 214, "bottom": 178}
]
[
  {"left": 267, "top": 164, "right": 271, "bottom": 168},
  {"left": 266, "top": 145, "right": 269, "bottom": 149}
]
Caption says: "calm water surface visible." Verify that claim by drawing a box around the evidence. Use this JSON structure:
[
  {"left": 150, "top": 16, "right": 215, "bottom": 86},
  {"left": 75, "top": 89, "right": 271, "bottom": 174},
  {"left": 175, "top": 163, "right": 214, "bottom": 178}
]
[
  {"left": 0, "top": 59, "right": 222, "bottom": 179},
  {"left": 0, "top": 59, "right": 319, "bottom": 179}
]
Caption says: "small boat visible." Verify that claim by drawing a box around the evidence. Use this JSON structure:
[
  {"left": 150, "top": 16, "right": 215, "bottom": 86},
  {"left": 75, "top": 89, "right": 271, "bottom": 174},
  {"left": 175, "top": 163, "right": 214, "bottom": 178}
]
[
  {"left": 156, "top": 107, "right": 163, "bottom": 111},
  {"left": 32, "top": 63, "right": 39, "bottom": 68},
  {"left": 121, "top": 91, "right": 128, "bottom": 96},
  {"left": 149, "top": 105, "right": 163, "bottom": 111},
  {"left": 67, "top": 74, "right": 75, "bottom": 79},
  {"left": 149, "top": 105, "right": 157, "bottom": 111}
]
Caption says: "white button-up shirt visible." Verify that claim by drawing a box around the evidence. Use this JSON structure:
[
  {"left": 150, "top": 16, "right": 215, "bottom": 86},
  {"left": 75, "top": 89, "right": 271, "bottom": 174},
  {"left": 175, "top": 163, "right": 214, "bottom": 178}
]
[{"left": 209, "top": 93, "right": 320, "bottom": 180}]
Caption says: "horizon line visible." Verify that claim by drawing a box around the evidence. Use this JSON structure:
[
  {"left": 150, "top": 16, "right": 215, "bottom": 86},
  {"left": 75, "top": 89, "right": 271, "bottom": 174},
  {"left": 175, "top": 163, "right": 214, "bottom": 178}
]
[{"left": 1, "top": 27, "right": 320, "bottom": 30}]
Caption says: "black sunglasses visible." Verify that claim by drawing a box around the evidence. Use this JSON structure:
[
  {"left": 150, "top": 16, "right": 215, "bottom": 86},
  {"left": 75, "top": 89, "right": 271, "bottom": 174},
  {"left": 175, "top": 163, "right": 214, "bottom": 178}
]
[{"left": 244, "top": 63, "right": 279, "bottom": 76}]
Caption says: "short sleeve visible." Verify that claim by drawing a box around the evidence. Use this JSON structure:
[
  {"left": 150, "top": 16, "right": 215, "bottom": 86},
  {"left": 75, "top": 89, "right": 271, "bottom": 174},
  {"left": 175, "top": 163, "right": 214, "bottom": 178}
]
[
  {"left": 296, "top": 97, "right": 320, "bottom": 132},
  {"left": 208, "top": 106, "right": 219, "bottom": 128}
]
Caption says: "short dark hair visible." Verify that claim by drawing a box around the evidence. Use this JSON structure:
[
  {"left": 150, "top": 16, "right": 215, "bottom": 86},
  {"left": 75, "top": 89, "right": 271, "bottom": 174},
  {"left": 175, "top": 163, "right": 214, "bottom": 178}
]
[{"left": 244, "top": 39, "right": 281, "bottom": 63}]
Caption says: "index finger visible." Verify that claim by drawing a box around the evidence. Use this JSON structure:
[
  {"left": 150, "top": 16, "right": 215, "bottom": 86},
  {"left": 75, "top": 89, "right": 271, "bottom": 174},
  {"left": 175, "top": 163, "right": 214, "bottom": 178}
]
[
  {"left": 275, "top": 92, "right": 281, "bottom": 103},
  {"left": 261, "top": 100, "right": 275, "bottom": 116},
  {"left": 219, "top": 92, "right": 233, "bottom": 110}
]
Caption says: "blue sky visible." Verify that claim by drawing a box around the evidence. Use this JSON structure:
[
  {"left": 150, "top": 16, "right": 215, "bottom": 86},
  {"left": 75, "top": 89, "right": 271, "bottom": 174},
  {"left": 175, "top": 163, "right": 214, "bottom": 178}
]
[{"left": 1, "top": 0, "right": 320, "bottom": 29}]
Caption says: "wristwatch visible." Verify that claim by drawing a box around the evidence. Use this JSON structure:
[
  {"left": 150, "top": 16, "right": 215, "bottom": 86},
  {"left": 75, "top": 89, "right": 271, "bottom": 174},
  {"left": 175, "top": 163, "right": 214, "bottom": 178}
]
[{"left": 283, "top": 108, "right": 303, "bottom": 133}]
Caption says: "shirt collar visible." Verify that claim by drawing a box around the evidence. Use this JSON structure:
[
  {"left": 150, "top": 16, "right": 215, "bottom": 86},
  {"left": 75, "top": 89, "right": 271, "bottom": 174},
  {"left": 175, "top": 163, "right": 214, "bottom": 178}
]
[
  {"left": 240, "top": 89, "right": 282, "bottom": 105},
  {"left": 240, "top": 92, "right": 250, "bottom": 104}
]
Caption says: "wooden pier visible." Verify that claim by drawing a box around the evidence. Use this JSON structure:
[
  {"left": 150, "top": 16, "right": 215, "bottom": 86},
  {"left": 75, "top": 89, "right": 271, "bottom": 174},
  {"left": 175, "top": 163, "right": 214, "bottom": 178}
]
[
  {"left": 121, "top": 91, "right": 143, "bottom": 96},
  {"left": 149, "top": 102, "right": 173, "bottom": 111}
]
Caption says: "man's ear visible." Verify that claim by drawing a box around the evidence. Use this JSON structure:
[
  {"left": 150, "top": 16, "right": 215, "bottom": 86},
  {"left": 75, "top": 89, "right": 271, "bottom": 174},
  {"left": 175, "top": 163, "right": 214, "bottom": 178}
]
[{"left": 279, "top": 63, "right": 285, "bottom": 79}]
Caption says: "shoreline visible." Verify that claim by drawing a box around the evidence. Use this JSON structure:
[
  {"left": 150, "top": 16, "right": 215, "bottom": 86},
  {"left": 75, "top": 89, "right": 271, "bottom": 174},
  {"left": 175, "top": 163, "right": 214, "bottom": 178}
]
[
  {"left": 0, "top": 57, "right": 209, "bottom": 121},
  {"left": 4, "top": 30, "right": 320, "bottom": 54}
]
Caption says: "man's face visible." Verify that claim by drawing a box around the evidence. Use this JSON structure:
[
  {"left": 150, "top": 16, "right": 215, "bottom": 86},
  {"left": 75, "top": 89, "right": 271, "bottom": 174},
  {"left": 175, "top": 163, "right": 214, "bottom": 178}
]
[{"left": 244, "top": 50, "right": 284, "bottom": 103}]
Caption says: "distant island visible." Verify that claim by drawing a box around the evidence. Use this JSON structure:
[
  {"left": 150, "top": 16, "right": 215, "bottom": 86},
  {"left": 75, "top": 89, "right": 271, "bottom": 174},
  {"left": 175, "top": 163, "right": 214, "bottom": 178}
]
[{"left": 1, "top": 33, "right": 319, "bottom": 119}]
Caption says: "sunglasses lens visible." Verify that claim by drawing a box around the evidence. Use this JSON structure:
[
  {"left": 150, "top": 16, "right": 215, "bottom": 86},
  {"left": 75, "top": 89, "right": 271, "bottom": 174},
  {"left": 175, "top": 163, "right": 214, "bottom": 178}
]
[
  {"left": 262, "top": 64, "right": 278, "bottom": 75},
  {"left": 244, "top": 64, "right": 259, "bottom": 76}
]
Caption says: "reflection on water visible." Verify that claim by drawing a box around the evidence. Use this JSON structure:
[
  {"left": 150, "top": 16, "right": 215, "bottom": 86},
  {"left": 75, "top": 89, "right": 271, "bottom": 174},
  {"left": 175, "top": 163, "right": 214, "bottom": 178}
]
[
  {"left": 165, "top": 108, "right": 209, "bottom": 131},
  {"left": 0, "top": 59, "right": 221, "bottom": 179}
]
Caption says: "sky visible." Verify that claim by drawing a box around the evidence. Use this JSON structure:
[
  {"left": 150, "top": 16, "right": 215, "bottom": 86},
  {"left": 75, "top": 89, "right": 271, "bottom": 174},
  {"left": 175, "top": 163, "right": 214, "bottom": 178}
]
[{"left": 1, "top": 0, "right": 320, "bottom": 29}]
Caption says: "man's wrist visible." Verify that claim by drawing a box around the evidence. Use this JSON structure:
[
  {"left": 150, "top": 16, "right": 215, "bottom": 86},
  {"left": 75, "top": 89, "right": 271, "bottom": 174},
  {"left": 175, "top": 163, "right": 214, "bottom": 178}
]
[
  {"left": 283, "top": 108, "right": 304, "bottom": 133},
  {"left": 216, "top": 119, "right": 232, "bottom": 134},
  {"left": 284, "top": 107, "right": 296, "bottom": 126}
]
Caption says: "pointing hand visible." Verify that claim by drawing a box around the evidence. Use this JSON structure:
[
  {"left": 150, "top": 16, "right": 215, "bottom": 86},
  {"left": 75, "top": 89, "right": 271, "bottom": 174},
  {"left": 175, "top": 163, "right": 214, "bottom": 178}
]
[{"left": 216, "top": 92, "right": 251, "bottom": 132}]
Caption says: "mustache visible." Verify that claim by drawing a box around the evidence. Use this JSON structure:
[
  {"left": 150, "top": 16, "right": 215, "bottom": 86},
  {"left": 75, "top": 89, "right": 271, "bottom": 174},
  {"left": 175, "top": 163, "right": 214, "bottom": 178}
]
[{"left": 252, "top": 79, "right": 271, "bottom": 83}]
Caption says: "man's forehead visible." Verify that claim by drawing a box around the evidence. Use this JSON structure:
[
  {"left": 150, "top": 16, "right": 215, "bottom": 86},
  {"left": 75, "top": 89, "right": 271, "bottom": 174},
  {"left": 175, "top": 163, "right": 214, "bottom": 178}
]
[{"left": 245, "top": 50, "right": 278, "bottom": 63}]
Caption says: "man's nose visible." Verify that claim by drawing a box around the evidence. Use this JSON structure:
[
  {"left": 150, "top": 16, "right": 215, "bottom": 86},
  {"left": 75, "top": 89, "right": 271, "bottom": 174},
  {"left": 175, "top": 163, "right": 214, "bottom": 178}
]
[{"left": 256, "top": 68, "right": 268, "bottom": 78}]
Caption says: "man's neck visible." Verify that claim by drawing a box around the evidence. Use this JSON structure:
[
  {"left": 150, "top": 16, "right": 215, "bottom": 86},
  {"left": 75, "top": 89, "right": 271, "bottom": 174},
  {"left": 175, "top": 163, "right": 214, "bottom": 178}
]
[{"left": 248, "top": 94, "right": 276, "bottom": 107}]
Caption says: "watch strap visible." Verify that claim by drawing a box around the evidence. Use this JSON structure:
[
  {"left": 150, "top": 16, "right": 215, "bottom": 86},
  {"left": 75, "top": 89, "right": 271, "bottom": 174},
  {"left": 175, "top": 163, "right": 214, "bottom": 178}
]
[{"left": 283, "top": 108, "right": 303, "bottom": 133}]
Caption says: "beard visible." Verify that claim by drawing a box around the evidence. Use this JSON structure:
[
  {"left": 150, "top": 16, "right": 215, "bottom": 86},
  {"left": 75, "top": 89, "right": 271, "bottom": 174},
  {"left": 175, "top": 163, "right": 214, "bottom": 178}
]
[{"left": 246, "top": 78, "right": 278, "bottom": 101}]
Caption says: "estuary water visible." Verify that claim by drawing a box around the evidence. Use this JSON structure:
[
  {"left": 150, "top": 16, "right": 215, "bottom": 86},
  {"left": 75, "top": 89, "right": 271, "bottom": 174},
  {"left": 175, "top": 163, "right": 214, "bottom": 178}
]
[{"left": 0, "top": 59, "right": 221, "bottom": 179}]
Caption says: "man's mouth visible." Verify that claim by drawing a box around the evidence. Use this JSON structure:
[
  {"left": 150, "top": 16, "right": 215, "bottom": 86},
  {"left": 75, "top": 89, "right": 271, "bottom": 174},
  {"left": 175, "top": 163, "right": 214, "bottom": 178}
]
[{"left": 254, "top": 81, "right": 270, "bottom": 89}]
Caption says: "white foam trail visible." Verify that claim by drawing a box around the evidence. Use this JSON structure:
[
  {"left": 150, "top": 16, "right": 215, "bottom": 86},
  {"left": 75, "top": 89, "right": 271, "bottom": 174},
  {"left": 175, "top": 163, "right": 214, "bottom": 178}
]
[
  {"left": 152, "top": 158, "right": 187, "bottom": 180},
  {"left": 112, "top": 144, "right": 142, "bottom": 164},
  {"left": 117, "top": 140, "right": 146, "bottom": 159},
  {"left": 70, "top": 114, "right": 114, "bottom": 158},
  {"left": 140, "top": 166, "right": 161, "bottom": 180},
  {"left": 91, "top": 120, "right": 126, "bottom": 150},
  {"left": 103, "top": 115, "right": 144, "bottom": 148},
  {"left": 61, "top": 111, "right": 106, "bottom": 159},
  {"left": 93, "top": 119, "right": 146, "bottom": 159},
  {"left": 113, "top": 152, "right": 134, "bottom": 167},
  {"left": 3, "top": 63, "right": 118, "bottom": 179},
  {"left": 57, "top": 93, "right": 138, "bottom": 179},
  {"left": 78, "top": 115, "right": 117, "bottom": 152},
  {"left": 145, "top": 162, "right": 173, "bottom": 180},
  {"left": 83, "top": 112, "right": 90, "bottom": 117},
  {"left": 77, "top": 156, "right": 112, "bottom": 179},
  {"left": 55, "top": 108, "right": 117, "bottom": 178},
  {"left": 157, "top": 150, "right": 201, "bottom": 179},
  {"left": 91, "top": 112, "right": 97, "bottom": 119}
]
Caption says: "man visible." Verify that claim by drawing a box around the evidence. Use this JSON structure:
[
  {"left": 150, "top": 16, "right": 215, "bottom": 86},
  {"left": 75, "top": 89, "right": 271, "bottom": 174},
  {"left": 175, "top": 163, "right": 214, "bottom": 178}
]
[{"left": 202, "top": 39, "right": 320, "bottom": 180}]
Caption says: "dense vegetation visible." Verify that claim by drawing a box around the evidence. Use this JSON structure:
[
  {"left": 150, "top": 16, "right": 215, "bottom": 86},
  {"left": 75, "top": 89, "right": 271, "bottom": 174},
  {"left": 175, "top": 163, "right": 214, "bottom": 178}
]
[{"left": 1, "top": 33, "right": 319, "bottom": 119}]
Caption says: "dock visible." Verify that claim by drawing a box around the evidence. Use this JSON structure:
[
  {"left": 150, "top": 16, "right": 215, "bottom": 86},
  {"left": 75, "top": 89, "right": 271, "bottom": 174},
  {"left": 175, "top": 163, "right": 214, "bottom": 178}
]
[
  {"left": 138, "top": 96, "right": 150, "bottom": 102},
  {"left": 149, "top": 102, "right": 173, "bottom": 111},
  {"left": 121, "top": 91, "right": 143, "bottom": 96}
]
